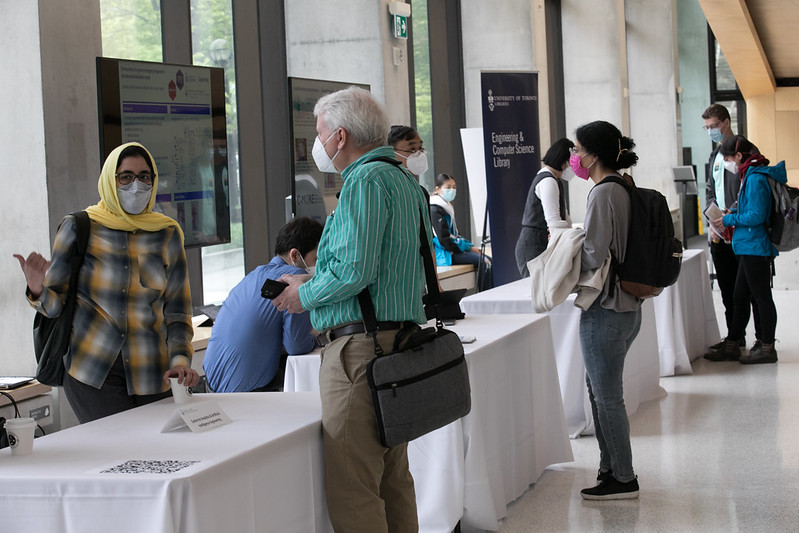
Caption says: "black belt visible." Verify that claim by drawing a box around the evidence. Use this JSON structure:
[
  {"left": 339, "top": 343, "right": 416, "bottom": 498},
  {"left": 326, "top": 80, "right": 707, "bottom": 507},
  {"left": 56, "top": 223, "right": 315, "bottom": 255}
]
[{"left": 317, "top": 321, "right": 402, "bottom": 347}]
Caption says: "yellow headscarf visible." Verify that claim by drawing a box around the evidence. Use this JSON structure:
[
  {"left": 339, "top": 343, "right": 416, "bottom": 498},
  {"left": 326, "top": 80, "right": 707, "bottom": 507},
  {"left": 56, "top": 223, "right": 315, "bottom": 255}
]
[{"left": 85, "top": 142, "right": 184, "bottom": 242}]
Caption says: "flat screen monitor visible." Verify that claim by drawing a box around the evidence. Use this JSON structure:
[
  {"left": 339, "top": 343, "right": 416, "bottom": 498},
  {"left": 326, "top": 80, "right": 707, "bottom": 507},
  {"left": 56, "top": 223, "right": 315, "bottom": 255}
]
[{"left": 97, "top": 57, "right": 230, "bottom": 248}]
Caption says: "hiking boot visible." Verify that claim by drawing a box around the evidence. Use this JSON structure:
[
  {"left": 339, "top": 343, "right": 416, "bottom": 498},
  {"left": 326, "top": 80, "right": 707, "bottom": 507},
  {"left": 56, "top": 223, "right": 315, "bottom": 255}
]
[
  {"left": 707, "top": 337, "right": 746, "bottom": 352},
  {"left": 581, "top": 477, "right": 639, "bottom": 501},
  {"left": 739, "top": 343, "right": 778, "bottom": 365},
  {"left": 748, "top": 340, "right": 763, "bottom": 356},
  {"left": 703, "top": 338, "right": 741, "bottom": 361}
]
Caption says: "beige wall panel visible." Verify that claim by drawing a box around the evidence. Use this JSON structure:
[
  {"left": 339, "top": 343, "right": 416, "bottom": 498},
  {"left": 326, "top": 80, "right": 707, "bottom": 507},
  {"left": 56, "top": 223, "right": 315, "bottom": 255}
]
[
  {"left": 775, "top": 87, "right": 799, "bottom": 112},
  {"left": 746, "top": 93, "right": 777, "bottom": 161}
]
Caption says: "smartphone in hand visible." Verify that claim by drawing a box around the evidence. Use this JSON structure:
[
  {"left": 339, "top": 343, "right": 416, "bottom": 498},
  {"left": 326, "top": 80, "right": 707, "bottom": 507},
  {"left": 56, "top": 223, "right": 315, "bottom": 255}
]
[{"left": 261, "top": 278, "right": 289, "bottom": 299}]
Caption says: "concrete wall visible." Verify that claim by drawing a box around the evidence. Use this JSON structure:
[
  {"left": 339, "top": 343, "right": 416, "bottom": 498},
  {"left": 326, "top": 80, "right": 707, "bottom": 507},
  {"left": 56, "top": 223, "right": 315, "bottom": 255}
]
[
  {"left": 1, "top": 1, "right": 101, "bottom": 376},
  {"left": 460, "top": 0, "right": 535, "bottom": 129},
  {"left": 284, "top": 0, "right": 412, "bottom": 124}
]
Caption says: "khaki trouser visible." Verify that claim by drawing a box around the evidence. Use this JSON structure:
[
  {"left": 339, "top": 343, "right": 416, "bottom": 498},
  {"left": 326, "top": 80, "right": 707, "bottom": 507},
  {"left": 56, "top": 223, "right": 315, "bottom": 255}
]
[{"left": 319, "top": 330, "right": 418, "bottom": 533}]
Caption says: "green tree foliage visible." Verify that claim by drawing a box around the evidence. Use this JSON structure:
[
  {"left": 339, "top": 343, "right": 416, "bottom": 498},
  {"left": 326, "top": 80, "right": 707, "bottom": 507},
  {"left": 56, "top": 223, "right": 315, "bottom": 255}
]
[{"left": 100, "top": 0, "right": 163, "bottom": 61}]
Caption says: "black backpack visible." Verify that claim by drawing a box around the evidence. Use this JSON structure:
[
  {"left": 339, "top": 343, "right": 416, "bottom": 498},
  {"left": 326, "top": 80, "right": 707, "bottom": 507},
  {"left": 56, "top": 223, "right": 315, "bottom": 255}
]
[
  {"left": 32, "top": 211, "right": 90, "bottom": 386},
  {"left": 598, "top": 175, "right": 683, "bottom": 299},
  {"left": 762, "top": 163, "right": 799, "bottom": 252}
]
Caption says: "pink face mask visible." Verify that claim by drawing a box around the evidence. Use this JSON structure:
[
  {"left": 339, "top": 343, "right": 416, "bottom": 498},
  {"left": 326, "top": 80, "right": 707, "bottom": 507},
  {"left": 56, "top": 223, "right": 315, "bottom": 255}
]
[{"left": 569, "top": 153, "right": 592, "bottom": 180}]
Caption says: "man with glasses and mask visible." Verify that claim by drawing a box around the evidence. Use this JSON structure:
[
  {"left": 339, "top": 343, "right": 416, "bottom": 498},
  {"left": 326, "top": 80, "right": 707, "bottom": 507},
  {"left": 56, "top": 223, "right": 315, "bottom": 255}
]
[
  {"left": 701, "top": 104, "right": 762, "bottom": 359},
  {"left": 388, "top": 124, "right": 428, "bottom": 177},
  {"left": 272, "top": 87, "right": 431, "bottom": 532},
  {"left": 202, "top": 216, "right": 323, "bottom": 392}
]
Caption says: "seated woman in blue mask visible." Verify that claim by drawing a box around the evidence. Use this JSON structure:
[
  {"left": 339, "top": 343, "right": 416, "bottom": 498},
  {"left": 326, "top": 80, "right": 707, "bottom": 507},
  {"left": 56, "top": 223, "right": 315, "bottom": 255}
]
[{"left": 429, "top": 173, "right": 493, "bottom": 291}]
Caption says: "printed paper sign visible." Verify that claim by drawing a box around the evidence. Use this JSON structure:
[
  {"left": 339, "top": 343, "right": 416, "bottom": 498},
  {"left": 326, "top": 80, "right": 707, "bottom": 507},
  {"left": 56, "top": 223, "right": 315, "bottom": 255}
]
[{"left": 160, "top": 401, "right": 231, "bottom": 433}]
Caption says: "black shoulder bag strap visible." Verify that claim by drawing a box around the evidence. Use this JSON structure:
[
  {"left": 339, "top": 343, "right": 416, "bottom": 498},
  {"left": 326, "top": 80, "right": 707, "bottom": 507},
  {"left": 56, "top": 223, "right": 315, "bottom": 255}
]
[
  {"left": 71, "top": 211, "right": 91, "bottom": 273},
  {"left": 355, "top": 157, "right": 441, "bottom": 356}
]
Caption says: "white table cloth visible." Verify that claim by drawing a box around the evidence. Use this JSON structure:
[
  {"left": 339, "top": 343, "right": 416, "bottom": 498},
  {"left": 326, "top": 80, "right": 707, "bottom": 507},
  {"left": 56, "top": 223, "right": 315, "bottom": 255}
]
[
  {"left": 652, "top": 248, "right": 721, "bottom": 375},
  {"left": 461, "top": 283, "right": 664, "bottom": 438},
  {"left": 285, "top": 314, "right": 573, "bottom": 533},
  {"left": 0, "top": 392, "right": 331, "bottom": 533}
]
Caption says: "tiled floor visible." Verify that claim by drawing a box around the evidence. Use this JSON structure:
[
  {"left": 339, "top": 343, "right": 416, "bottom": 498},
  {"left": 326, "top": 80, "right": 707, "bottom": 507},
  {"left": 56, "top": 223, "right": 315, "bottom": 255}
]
[{"left": 497, "top": 279, "right": 799, "bottom": 531}]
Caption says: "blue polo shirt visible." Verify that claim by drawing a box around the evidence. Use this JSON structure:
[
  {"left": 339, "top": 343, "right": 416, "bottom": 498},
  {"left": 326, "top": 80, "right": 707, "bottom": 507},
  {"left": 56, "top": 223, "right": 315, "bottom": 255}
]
[{"left": 203, "top": 257, "right": 316, "bottom": 392}]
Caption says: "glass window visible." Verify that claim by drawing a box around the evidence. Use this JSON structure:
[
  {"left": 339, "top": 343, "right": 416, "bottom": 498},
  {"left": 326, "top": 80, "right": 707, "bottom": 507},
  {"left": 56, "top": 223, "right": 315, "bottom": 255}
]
[
  {"left": 714, "top": 41, "right": 737, "bottom": 93},
  {"left": 100, "top": 0, "right": 163, "bottom": 61},
  {"left": 191, "top": 0, "right": 244, "bottom": 304},
  {"left": 411, "top": 0, "right": 435, "bottom": 192}
]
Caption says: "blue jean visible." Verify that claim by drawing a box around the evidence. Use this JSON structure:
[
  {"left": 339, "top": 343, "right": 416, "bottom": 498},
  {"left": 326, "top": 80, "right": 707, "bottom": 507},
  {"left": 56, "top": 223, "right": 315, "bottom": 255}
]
[
  {"left": 451, "top": 251, "right": 494, "bottom": 290},
  {"left": 579, "top": 298, "right": 642, "bottom": 482}
]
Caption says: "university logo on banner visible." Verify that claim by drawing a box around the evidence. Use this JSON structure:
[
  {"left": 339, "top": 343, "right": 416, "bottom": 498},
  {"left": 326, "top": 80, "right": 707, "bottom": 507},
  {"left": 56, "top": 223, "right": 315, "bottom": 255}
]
[{"left": 480, "top": 72, "right": 540, "bottom": 286}]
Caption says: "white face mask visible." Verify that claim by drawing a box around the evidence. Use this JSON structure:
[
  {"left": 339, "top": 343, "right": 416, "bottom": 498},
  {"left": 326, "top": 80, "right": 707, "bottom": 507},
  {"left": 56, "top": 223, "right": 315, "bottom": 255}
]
[
  {"left": 397, "top": 150, "right": 428, "bottom": 176},
  {"left": 723, "top": 160, "right": 739, "bottom": 175},
  {"left": 295, "top": 253, "right": 315, "bottom": 276},
  {"left": 561, "top": 167, "right": 576, "bottom": 182},
  {"left": 312, "top": 131, "right": 339, "bottom": 173},
  {"left": 117, "top": 180, "right": 153, "bottom": 215}
]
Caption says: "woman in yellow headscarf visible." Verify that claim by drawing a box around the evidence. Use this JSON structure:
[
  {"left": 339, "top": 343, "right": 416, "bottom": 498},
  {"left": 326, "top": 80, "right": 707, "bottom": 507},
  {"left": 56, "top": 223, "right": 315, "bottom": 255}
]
[{"left": 15, "top": 142, "right": 198, "bottom": 423}]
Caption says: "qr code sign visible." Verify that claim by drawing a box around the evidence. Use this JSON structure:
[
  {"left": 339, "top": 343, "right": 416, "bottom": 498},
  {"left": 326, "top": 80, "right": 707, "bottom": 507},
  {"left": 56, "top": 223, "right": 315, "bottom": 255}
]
[{"left": 101, "top": 460, "right": 200, "bottom": 474}]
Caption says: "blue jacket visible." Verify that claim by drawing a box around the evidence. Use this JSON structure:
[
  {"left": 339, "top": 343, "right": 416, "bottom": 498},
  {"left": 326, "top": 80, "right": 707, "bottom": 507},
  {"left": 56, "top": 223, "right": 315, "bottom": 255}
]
[
  {"left": 722, "top": 161, "right": 786, "bottom": 257},
  {"left": 430, "top": 204, "right": 473, "bottom": 266}
]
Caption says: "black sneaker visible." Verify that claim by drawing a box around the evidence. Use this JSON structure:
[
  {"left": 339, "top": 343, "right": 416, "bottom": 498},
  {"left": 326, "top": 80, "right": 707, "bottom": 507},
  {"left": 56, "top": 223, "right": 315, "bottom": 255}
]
[
  {"left": 581, "top": 477, "right": 639, "bottom": 501},
  {"left": 740, "top": 343, "right": 777, "bottom": 365},
  {"left": 703, "top": 338, "right": 741, "bottom": 361}
]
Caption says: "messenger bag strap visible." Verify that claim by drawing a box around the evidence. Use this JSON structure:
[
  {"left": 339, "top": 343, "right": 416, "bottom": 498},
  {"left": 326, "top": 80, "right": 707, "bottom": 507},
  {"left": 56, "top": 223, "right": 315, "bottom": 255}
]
[{"left": 356, "top": 158, "right": 441, "bottom": 355}]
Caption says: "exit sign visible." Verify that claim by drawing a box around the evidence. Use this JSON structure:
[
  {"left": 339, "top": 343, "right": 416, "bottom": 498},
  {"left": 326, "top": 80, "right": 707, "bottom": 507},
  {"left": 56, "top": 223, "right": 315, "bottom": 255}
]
[{"left": 393, "top": 14, "right": 407, "bottom": 39}]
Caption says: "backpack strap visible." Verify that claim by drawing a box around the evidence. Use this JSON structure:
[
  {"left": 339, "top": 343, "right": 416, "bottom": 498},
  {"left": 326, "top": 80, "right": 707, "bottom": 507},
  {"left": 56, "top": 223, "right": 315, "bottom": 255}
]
[
  {"left": 592, "top": 175, "right": 632, "bottom": 298},
  {"left": 71, "top": 211, "right": 90, "bottom": 258}
]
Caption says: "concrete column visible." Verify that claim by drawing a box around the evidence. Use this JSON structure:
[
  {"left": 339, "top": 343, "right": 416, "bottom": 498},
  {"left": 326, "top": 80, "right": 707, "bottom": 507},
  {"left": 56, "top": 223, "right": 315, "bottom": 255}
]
[
  {"left": 2, "top": 0, "right": 101, "bottom": 375},
  {"left": 284, "top": 0, "right": 411, "bottom": 122}
]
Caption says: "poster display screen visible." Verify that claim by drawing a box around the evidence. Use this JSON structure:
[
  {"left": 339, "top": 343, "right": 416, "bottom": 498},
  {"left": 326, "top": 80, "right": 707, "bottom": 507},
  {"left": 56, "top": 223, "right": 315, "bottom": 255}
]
[
  {"left": 97, "top": 57, "right": 230, "bottom": 248},
  {"left": 288, "top": 77, "right": 369, "bottom": 222}
]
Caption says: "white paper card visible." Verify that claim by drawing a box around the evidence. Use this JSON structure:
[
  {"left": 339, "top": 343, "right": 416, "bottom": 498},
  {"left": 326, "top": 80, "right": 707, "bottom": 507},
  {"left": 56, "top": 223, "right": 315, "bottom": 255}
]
[{"left": 160, "top": 401, "right": 231, "bottom": 433}]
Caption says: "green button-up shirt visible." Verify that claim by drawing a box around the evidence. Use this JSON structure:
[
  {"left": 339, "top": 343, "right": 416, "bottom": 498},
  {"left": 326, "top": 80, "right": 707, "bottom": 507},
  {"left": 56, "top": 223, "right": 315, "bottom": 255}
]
[{"left": 298, "top": 146, "right": 431, "bottom": 331}]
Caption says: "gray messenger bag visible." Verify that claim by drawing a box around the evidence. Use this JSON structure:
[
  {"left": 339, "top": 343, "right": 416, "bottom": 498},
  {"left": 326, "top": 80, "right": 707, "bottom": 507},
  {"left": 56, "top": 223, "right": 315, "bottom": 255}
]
[{"left": 359, "top": 199, "right": 471, "bottom": 448}]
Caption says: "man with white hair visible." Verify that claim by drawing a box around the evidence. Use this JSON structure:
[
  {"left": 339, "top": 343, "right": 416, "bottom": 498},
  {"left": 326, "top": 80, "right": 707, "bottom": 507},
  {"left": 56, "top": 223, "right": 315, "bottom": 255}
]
[{"left": 273, "top": 87, "right": 429, "bottom": 532}]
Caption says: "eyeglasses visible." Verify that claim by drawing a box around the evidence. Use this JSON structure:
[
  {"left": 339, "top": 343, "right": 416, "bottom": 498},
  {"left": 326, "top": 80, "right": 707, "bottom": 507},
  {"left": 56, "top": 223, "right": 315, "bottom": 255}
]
[
  {"left": 703, "top": 122, "right": 723, "bottom": 130},
  {"left": 395, "top": 147, "right": 426, "bottom": 155},
  {"left": 115, "top": 172, "right": 154, "bottom": 186}
]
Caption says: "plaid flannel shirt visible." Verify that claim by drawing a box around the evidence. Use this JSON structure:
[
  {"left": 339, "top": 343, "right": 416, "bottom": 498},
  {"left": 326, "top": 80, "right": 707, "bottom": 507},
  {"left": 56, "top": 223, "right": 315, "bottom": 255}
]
[{"left": 30, "top": 215, "right": 193, "bottom": 395}]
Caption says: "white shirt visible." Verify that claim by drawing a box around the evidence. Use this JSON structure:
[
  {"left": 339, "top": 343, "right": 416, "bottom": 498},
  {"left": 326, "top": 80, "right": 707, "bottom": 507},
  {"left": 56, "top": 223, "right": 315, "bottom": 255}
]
[{"left": 535, "top": 175, "right": 572, "bottom": 229}]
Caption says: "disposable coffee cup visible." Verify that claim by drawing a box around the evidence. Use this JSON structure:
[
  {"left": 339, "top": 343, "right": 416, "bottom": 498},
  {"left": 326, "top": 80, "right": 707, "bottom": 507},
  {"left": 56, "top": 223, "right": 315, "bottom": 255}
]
[
  {"left": 4, "top": 417, "right": 36, "bottom": 456},
  {"left": 169, "top": 377, "right": 193, "bottom": 404}
]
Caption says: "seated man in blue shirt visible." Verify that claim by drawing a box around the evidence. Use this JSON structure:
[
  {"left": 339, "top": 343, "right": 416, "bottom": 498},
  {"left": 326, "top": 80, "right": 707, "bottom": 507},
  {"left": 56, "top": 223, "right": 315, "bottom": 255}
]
[{"left": 203, "top": 217, "right": 323, "bottom": 392}]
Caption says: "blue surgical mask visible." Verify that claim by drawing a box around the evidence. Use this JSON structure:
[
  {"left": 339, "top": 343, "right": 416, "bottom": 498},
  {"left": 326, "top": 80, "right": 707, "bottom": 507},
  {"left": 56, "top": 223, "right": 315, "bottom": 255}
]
[
  {"left": 440, "top": 188, "right": 457, "bottom": 203},
  {"left": 707, "top": 128, "right": 724, "bottom": 143}
]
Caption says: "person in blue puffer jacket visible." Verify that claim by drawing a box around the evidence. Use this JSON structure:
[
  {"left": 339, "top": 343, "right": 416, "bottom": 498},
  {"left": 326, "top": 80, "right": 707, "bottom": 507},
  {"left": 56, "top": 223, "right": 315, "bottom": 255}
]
[{"left": 710, "top": 135, "right": 782, "bottom": 364}]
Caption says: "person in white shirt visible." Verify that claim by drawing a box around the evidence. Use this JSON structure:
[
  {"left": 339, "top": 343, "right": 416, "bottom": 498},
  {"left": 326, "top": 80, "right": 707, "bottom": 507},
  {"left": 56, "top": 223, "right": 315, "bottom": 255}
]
[{"left": 515, "top": 138, "right": 576, "bottom": 276}]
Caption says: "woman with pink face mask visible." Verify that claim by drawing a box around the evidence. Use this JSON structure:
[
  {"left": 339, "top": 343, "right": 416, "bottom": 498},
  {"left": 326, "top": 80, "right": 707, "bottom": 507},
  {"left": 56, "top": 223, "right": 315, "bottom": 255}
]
[
  {"left": 515, "top": 137, "right": 576, "bottom": 276},
  {"left": 571, "top": 121, "right": 642, "bottom": 501}
]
